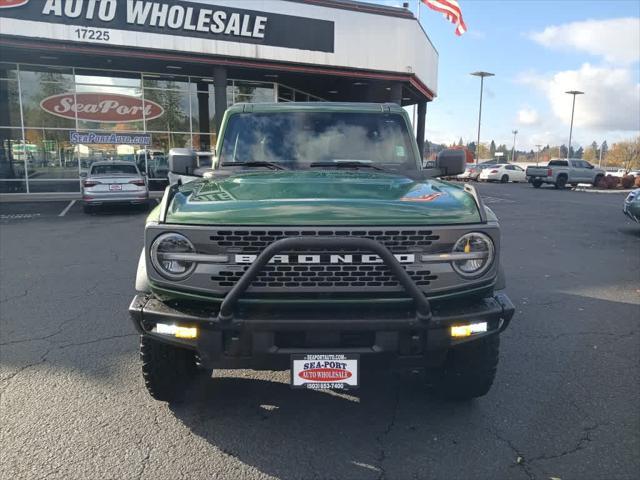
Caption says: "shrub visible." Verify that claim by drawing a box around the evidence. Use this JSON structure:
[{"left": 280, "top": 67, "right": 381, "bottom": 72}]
[
  {"left": 635, "top": 176, "right": 640, "bottom": 188},
  {"left": 621, "top": 174, "right": 635, "bottom": 189},
  {"left": 605, "top": 175, "right": 620, "bottom": 189},
  {"left": 596, "top": 177, "right": 608, "bottom": 189}
]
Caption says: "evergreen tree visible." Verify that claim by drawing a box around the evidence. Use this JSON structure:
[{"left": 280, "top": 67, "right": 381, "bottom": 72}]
[{"left": 560, "top": 145, "right": 568, "bottom": 158}]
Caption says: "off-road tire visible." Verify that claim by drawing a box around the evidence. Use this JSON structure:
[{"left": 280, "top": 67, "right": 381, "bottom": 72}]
[
  {"left": 555, "top": 175, "right": 567, "bottom": 189},
  {"left": 500, "top": 175, "right": 509, "bottom": 184},
  {"left": 532, "top": 179, "right": 543, "bottom": 188},
  {"left": 140, "top": 335, "right": 198, "bottom": 402},
  {"left": 437, "top": 334, "right": 500, "bottom": 400}
]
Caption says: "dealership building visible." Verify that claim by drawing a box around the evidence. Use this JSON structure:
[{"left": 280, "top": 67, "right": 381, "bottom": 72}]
[{"left": 0, "top": 0, "right": 438, "bottom": 194}]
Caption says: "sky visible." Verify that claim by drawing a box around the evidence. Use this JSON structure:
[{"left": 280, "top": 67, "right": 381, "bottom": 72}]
[{"left": 375, "top": 0, "right": 640, "bottom": 151}]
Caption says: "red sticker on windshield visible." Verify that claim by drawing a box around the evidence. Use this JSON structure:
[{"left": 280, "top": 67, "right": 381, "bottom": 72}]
[{"left": 401, "top": 193, "right": 444, "bottom": 202}]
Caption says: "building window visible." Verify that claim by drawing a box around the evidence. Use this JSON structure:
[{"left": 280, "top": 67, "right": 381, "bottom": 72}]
[{"left": 0, "top": 63, "right": 289, "bottom": 193}]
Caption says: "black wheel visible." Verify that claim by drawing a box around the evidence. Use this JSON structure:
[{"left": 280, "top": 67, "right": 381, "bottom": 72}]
[
  {"left": 82, "top": 203, "right": 93, "bottom": 214},
  {"left": 435, "top": 334, "right": 500, "bottom": 400},
  {"left": 555, "top": 175, "right": 567, "bottom": 189},
  {"left": 500, "top": 175, "right": 509, "bottom": 184},
  {"left": 140, "top": 335, "right": 199, "bottom": 402},
  {"left": 593, "top": 175, "right": 603, "bottom": 187},
  {"left": 532, "top": 179, "right": 543, "bottom": 188}
]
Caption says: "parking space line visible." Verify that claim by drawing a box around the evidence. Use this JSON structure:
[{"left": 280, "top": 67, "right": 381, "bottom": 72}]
[{"left": 58, "top": 200, "right": 76, "bottom": 217}]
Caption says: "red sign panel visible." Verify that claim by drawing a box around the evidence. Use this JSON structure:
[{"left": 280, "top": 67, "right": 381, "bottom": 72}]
[
  {"left": 0, "top": 0, "right": 29, "bottom": 8},
  {"left": 40, "top": 92, "right": 164, "bottom": 123}
]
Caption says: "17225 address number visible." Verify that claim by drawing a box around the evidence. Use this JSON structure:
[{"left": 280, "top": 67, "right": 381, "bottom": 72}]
[{"left": 74, "top": 28, "right": 110, "bottom": 42}]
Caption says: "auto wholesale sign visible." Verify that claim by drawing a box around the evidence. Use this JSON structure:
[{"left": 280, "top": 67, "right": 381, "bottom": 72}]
[
  {"left": 0, "top": 0, "right": 334, "bottom": 52},
  {"left": 0, "top": 0, "right": 438, "bottom": 96},
  {"left": 40, "top": 92, "right": 164, "bottom": 123}
]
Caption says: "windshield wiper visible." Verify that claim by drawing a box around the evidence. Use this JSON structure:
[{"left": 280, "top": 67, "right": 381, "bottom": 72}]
[
  {"left": 309, "top": 161, "right": 387, "bottom": 172},
  {"left": 220, "top": 161, "right": 288, "bottom": 170}
]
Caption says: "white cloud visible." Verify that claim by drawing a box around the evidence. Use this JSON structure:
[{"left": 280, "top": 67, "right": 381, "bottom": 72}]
[
  {"left": 519, "top": 63, "right": 640, "bottom": 132},
  {"left": 518, "top": 108, "right": 540, "bottom": 126},
  {"left": 529, "top": 18, "right": 640, "bottom": 65}
]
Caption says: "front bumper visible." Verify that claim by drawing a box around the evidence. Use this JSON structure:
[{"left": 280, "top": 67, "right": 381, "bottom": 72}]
[
  {"left": 129, "top": 292, "right": 515, "bottom": 369},
  {"left": 131, "top": 235, "right": 514, "bottom": 369}
]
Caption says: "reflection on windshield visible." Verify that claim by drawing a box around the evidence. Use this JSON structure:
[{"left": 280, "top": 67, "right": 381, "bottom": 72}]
[{"left": 219, "top": 112, "right": 417, "bottom": 170}]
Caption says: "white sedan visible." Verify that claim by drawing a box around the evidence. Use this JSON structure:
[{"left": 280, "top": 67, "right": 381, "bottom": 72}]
[{"left": 479, "top": 164, "right": 527, "bottom": 183}]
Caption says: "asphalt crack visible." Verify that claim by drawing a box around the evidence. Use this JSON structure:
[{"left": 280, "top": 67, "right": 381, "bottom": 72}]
[
  {"left": 0, "top": 289, "right": 28, "bottom": 304},
  {"left": 57, "top": 333, "right": 137, "bottom": 349},
  {"left": 0, "top": 346, "right": 52, "bottom": 397},
  {"left": 488, "top": 417, "right": 602, "bottom": 480},
  {"left": 137, "top": 449, "right": 152, "bottom": 480},
  {"left": 375, "top": 377, "right": 401, "bottom": 480},
  {"left": 487, "top": 427, "right": 535, "bottom": 480},
  {"left": 521, "top": 331, "right": 635, "bottom": 341},
  {"left": 0, "top": 312, "right": 84, "bottom": 347},
  {"left": 0, "top": 334, "right": 135, "bottom": 396}
]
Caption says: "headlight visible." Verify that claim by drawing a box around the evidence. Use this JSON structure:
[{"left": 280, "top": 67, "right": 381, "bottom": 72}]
[
  {"left": 150, "top": 233, "right": 196, "bottom": 280},
  {"left": 451, "top": 232, "right": 495, "bottom": 278}
]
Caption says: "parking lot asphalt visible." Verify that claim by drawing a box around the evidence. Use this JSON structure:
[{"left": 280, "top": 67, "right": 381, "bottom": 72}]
[{"left": 1, "top": 183, "right": 639, "bottom": 480}]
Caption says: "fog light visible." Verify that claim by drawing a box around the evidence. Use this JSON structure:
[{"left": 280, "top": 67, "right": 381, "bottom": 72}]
[
  {"left": 156, "top": 323, "right": 198, "bottom": 339},
  {"left": 450, "top": 322, "right": 488, "bottom": 338}
]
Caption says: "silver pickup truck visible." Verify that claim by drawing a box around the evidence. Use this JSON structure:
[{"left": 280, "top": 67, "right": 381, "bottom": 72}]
[{"left": 526, "top": 159, "right": 605, "bottom": 189}]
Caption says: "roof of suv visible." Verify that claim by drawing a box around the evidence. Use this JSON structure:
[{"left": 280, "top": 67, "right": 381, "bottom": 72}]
[{"left": 226, "top": 102, "right": 406, "bottom": 114}]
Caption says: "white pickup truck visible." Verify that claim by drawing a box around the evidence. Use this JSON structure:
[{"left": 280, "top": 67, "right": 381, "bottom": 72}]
[{"left": 526, "top": 159, "right": 605, "bottom": 189}]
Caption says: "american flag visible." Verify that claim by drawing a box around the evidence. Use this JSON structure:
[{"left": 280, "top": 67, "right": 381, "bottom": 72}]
[{"left": 422, "top": 0, "right": 468, "bottom": 36}]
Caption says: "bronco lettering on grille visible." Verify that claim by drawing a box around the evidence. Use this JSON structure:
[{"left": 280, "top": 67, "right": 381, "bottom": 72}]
[{"left": 235, "top": 254, "right": 416, "bottom": 264}]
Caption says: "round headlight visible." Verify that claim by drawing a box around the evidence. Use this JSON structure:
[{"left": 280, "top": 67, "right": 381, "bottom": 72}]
[
  {"left": 451, "top": 232, "right": 495, "bottom": 278},
  {"left": 150, "top": 233, "right": 196, "bottom": 280}
]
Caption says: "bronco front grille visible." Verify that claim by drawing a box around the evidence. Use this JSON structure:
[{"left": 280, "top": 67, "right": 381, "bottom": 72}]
[
  {"left": 209, "top": 229, "right": 440, "bottom": 254},
  {"left": 212, "top": 264, "right": 437, "bottom": 291},
  {"left": 205, "top": 227, "right": 442, "bottom": 293}
]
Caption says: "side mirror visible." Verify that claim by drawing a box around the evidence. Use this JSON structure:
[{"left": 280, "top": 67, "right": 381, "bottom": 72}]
[
  {"left": 168, "top": 148, "right": 199, "bottom": 176},
  {"left": 435, "top": 149, "right": 466, "bottom": 177}
]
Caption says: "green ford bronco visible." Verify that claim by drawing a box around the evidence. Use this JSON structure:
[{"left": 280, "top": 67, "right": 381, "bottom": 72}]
[{"left": 129, "top": 102, "right": 514, "bottom": 402}]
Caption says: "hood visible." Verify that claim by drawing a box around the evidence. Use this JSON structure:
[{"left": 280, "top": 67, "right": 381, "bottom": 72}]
[{"left": 165, "top": 170, "right": 481, "bottom": 225}]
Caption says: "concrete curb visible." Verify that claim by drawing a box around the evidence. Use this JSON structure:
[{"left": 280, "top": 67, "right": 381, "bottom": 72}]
[{"left": 573, "top": 187, "right": 634, "bottom": 194}]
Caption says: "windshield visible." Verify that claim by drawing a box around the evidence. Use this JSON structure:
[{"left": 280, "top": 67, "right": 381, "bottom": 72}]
[
  {"left": 91, "top": 164, "right": 138, "bottom": 175},
  {"left": 218, "top": 112, "right": 417, "bottom": 170}
]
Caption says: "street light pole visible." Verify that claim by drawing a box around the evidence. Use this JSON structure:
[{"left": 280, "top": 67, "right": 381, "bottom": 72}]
[
  {"left": 565, "top": 90, "right": 584, "bottom": 159},
  {"left": 470, "top": 71, "right": 495, "bottom": 165},
  {"left": 599, "top": 142, "right": 604, "bottom": 167},
  {"left": 511, "top": 129, "right": 518, "bottom": 163},
  {"left": 535, "top": 144, "right": 542, "bottom": 166}
]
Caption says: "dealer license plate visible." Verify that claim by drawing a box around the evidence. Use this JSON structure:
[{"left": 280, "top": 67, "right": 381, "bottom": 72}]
[
  {"left": 109, "top": 184, "right": 122, "bottom": 191},
  {"left": 291, "top": 354, "right": 359, "bottom": 390}
]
